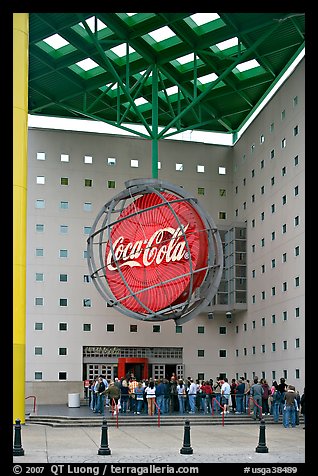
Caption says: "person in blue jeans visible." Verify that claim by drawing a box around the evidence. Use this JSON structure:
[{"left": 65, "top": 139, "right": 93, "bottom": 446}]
[
  {"left": 177, "top": 380, "right": 186, "bottom": 414},
  {"left": 94, "top": 376, "right": 106, "bottom": 415},
  {"left": 134, "top": 382, "right": 145, "bottom": 414},
  {"left": 271, "top": 388, "right": 281, "bottom": 423},
  {"left": 188, "top": 379, "right": 197, "bottom": 413},
  {"left": 250, "top": 377, "right": 264, "bottom": 420},
  {"left": 283, "top": 385, "right": 298, "bottom": 428},
  {"left": 235, "top": 379, "right": 245, "bottom": 414}
]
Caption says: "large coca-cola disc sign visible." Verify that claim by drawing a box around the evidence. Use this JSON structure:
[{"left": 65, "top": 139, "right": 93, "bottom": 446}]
[{"left": 87, "top": 179, "right": 223, "bottom": 324}]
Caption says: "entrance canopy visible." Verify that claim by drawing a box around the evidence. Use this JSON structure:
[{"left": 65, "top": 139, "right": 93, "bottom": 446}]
[{"left": 29, "top": 13, "right": 305, "bottom": 141}]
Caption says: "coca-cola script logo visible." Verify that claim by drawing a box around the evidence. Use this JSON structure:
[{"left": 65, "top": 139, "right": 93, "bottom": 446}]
[{"left": 105, "top": 192, "right": 208, "bottom": 313}]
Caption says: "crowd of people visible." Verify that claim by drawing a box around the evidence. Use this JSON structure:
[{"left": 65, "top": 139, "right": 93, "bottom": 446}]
[{"left": 86, "top": 374, "right": 305, "bottom": 429}]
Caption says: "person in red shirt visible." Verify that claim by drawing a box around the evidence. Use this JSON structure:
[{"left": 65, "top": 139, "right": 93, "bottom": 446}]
[{"left": 200, "top": 381, "right": 213, "bottom": 414}]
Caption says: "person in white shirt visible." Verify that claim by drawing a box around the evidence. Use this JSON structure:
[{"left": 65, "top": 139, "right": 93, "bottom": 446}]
[{"left": 221, "top": 377, "right": 231, "bottom": 414}]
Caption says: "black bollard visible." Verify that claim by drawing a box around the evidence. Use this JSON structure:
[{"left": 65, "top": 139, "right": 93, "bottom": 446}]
[
  {"left": 255, "top": 419, "right": 269, "bottom": 453},
  {"left": 180, "top": 419, "right": 193, "bottom": 454},
  {"left": 13, "top": 419, "right": 25, "bottom": 456},
  {"left": 98, "top": 419, "right": 111, "bottom": 455}
]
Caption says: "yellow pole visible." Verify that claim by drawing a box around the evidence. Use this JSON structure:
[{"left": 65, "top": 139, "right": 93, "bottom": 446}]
[{"left": 13, "top": 13, "right": 29, "bottom": 424}]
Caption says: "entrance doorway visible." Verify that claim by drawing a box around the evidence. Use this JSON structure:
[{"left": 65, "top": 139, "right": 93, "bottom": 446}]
[
  {"left": 165, "top": 364, "right": 177, "bottom": 380},
  {"left": 125, "top": 363, "right": 143, "bottom": 381},
  {"left": 118, "top": 358, "right": 148, "bottom": 380}
]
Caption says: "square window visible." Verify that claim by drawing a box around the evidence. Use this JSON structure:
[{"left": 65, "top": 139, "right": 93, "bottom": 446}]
[
  {"left": 36, "top": 199, "right": 45, "bottom": 209},
  {"left": 35, "top": 372, "right": 43, "bottom": 380},
  {"left": 197, "top": 165, "right": 205, "bottom": 173},
  {"left": 219, "top": 189, "right": 226, "bottom": 197},
  {"left": 84, "top": 155, "right": 93, "bottom": 164},
  {"left": 219, "top": 327, "right": 226, "bottom": 335},
  {"left": 108, "top": 180, "right": 116, "bottom": 189},
  {"left": 83, "top": 323, "right": 91, "bottom": 331},
  {"left": 59, "top": 249, "right": 68, "bottom": 258},
  {"left": 60, "top": 225, "right": 68, "bottom": 234},
  {"left": 85, "top": 179, "right": 92, "bottom": 187},
  {"left": 175, "top": 325, "right": 182, "bottom": 333},
  {"left": 130, "top": 325, "right": 137, "bottom": 333},
  {"left": 34, "top": 322, "right": 43, "bottom": 330},
  {"left": 176, "top": 163, "right": 183, "bottom": 171},
  {"left": 60, "top": 201, "right": 69, "bottom": 209},
  {"left": 36, "top": 176, "right": 45, "bottom": 184},
  {"left": 198, "top": 187, "right": 205, "bottom": 195},
  {"left": 153, "top": 325, "right": 160, "bottom": 333},
  {"left": 83, "top": 299, "right": 92, "bottom": 307},
  {"left": 58, "top": 372, "right": 67, "bottom": 380},
  {"left": 34, "top": 347, "right": 42, "bottom": 355},
  {"left": 61, "top": 177, "right": 69, "bottom": 185},
  {"left": 59, "top": 298, "right": 68, "bottom": 307},
  {"left": 107, "top": 157, "right": 116, "bottom": 166},
  {"left": 219, "top": 350, "right": 226, "bottom": 357},
  {"left": 36, "top": 224, "right": 44, "bottom": 232},
  {"left": 84, "top": 275, "right": 91, "bottom": 283},
  {"left": 60, "top": 154, "right": 69, "bottom": 162},
  {"left": 218, "top": 166, "right": 226, "bottom": 175},
  {"left": 219, "top": 211, "right": 226, "bottom": 220},
  {"left": 59, "top": 348, "right": 67, "bottom": 355},
  {"left": 36, "top": 273, "right": 44, "bottom": 282},
  {"left": 36, "top": 248, "right": 44, "bottom": 257},
  {"left": 36, "top": 152, "right": 46, "bottom": 161},
  {"left": 59, "top": 274, "right": 68, "bottom": 282},
  {"left": 131, "top": 159, "right": 139, "bottom": 168},
  {"left": 84, "top": 202, "right": 92, "bottom": 211},
  {"left": 59, "top": 323, "right": 68, "bottom": 331},
  {"left": 35, "top": 297, "right": 43, "bottom": 306},
  {"left": 197, "top": 326, "right": 205, "bottom": 334},
  {"left": 198, "top": 349, "right": 205, "bottom": 357},
  {"left": 84, "top": 226, "right": 91, "bottom": 235}
]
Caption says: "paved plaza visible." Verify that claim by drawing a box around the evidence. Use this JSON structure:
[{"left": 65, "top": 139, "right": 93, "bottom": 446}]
[{"left": 13, "top": 419, "right": 305, "bottom": 464}]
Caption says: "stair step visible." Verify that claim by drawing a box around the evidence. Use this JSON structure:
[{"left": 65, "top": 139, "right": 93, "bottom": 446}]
[{"left": 26, "top": 413, "right": 303, "bottom": 428}]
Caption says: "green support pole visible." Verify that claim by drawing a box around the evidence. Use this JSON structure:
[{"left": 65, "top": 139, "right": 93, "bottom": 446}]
[{"left": 152, "top": 64, "right": 158, "bottom": 179}]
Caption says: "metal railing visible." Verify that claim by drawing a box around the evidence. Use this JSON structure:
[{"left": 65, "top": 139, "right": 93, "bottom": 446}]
[
  {"left": 248, "top": 396, "right": 263, "bottom": 419},
  {"left": 25, "top": 395, "right": 37, "bottom": 413},
  {"left": 211, "top": 397, "right": 225, "bottom": 426},
  {"left": 110, "top": 398, "right": 119, "bottom": 428},
  {"left": 154, "top": 399, "right": 161, "bottom": 428}
]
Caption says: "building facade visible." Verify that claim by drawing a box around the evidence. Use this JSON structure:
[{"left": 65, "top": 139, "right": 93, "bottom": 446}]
[{"left": 25, "top": 58, "right": 305, "bottom": 404}]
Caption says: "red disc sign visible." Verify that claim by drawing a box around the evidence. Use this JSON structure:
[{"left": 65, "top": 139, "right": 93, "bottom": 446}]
[{"left": 105, "top": 192, "right": 208, "bottom": 314}]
